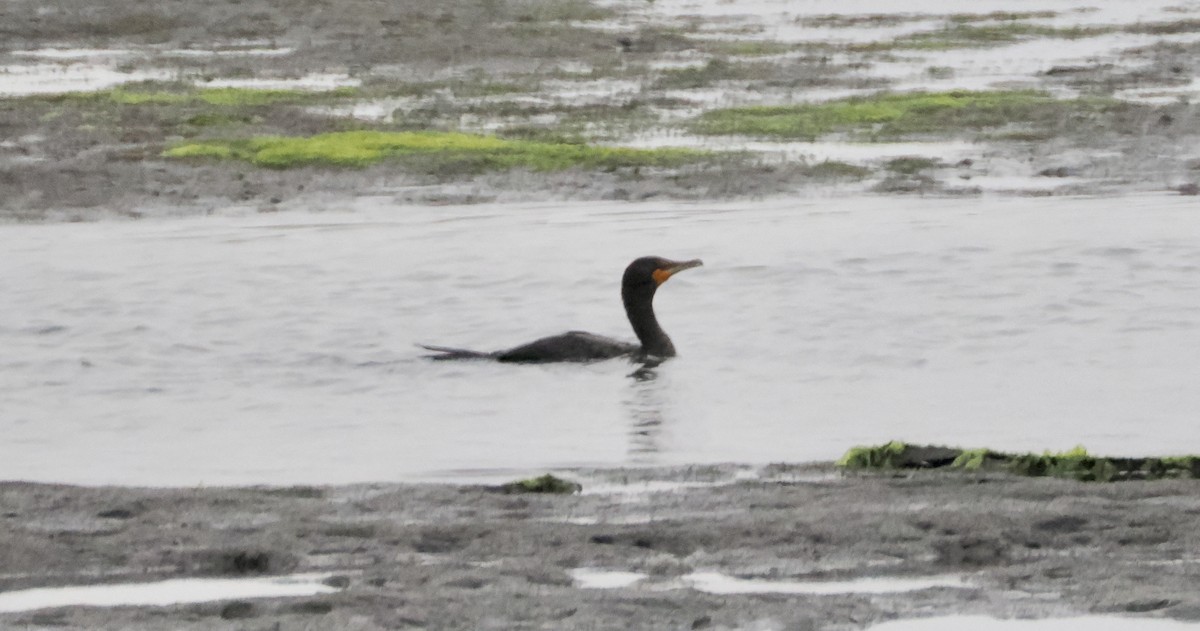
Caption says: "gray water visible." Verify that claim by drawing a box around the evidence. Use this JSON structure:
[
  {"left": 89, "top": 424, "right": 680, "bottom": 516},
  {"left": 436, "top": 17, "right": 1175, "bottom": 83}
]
[{"left": 2, "top": 194, "right": 1198, "bottom": 486}]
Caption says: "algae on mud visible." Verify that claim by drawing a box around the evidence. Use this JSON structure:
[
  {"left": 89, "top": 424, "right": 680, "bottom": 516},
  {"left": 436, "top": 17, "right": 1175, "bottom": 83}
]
[
  {"left": 693, "top": 90, "right": 1126, "bottom": 141},
  {"left": 38, "top": 84, "right": 360, "bottom": 107},
  {"left": 839, "top": 442, "right": 1200, "bottom": 482},
  {"left": 496, "top": 474, "right": 583, "bottom": 494},
  {"left": 164, "top": 130, "right": 710, "bottom": 171},
  {"left": 870, "top": 22, "right": 1112, "bottom": 51}
]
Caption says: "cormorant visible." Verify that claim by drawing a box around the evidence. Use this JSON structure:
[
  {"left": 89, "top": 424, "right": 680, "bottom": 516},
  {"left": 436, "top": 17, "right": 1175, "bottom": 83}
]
[{"left": 420, "top": 256, "right": 703, "bottom": 363}]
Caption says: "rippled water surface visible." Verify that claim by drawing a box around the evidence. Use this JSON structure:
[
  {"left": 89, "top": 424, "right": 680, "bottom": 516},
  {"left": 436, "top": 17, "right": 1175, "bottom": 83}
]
[{"left": 3, "top": 195, "right": 1199, "bottom": 485}]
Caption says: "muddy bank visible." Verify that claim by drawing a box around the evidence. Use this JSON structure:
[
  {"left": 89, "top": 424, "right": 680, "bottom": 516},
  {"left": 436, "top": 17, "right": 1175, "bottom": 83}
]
[
  {"left": 3, "top": 465, "right": 1200, "bottom": 629},
  {"left": 3, "top": 0, "right": 1200, "bottom": 220}
]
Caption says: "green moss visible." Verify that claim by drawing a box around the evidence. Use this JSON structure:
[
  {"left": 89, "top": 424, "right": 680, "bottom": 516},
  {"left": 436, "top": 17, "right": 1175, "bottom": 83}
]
[
  {"left": 857, "top": 21, "right": 1112, "bottom": 52},
  {"left": 950, "top": 448, "right": 995, "bottom": 470},
  {"left": 653, "top": 59, "right": 744, "bottom": 90},
  {"left": 164, "top": 130, "right": 709, "bottom": 171},
  {"left": 162, "top": 143, "right": 237, "bottom": 160},
  {"left": 498, "top": 474, "right": 582, "bottom": 494},
  {"left": 1126, "top": 19, "right": 1200, "bottom": 35},
  {"left": 837, "top": 442, "right": 963, "bottom": 469},
  {"left": 706, "top": 41, "right": 796, "bottom": 57},
  {"left": 799, "top": 14, "right": 918, "bottom": 28},
  {"left": 836, "top": 440, "right": 909, "bottom": 468},
  {"left": 839, "top": 442, "right": 1200, "bottom": 482},
  {"left": 884, "top": 156, "right": 941, "bottom": 174},
  {"left": 30, "top": 85, "right": 358, "bottom": 107},
  {"left": 184, "top": 112, "right": 255, "bottom": 127},
  {"left": 805, "top": 160, "right": 871, "bottom": 180},
  {"left": 358, "top": 77, "right": 536, "bottom": 100},
  {"left": 693, "top": 90, "right": 1112, "bottom": 141},
  {"left": 196, "top": 86, "right": 358, "bottom": 106},
  {"left": 947, "top": 11, "right": 1059, "bottom": 23},
  {"left": 107, "top": 89, "right": 191, "bottom": 105}
]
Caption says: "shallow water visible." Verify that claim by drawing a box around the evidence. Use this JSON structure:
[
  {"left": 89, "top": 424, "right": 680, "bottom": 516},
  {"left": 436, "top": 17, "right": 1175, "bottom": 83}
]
[
  {"left": 593, "top": 0, "right": 1200, "bottom": 103},
  {"left": 0, "top": 573, "right": 339, "bottom": 613},
  {"left": 683, "top": 572, "right": 967, "bottom": 595},
  {"left": 869, "top": 615, "right": 1200, "bottom": 631},
  {"left": 567, "top": 568, "right": 967, "bottom": 593},
  {"left": 569, "top": 568, "right": 647, "bottom": 589},
  {"left": 2, "top": 194, "right": 1199, "bottom": 486}
]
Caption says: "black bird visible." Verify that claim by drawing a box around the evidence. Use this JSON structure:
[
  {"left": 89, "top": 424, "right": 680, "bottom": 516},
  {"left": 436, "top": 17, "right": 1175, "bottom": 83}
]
[{"left": 420, "top": 256, "right": 703, "bottom": 363}]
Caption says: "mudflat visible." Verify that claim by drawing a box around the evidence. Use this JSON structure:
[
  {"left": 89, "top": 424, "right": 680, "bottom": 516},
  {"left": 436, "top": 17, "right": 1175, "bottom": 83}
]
[
  {"left": 3, "top": 465, "right": 1199, "bottom": 629},
  {"left": 3, "top": 0, "right": 1199, "bottom": 220},
  {"left": 5, "top": 0, "right": 1200, "bottom": 628}
]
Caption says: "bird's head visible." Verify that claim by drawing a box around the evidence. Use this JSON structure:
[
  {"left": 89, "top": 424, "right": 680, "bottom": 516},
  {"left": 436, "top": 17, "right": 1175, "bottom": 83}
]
[{"left": 622, "top": 256, "right": 703, "bottom": 292}]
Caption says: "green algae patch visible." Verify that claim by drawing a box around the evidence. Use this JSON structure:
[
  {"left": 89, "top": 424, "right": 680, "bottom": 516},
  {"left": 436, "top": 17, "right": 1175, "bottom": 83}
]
[
  {"left": 805, "top": 160, "right": 872, "bottom": 180},
  {"left": 839, "top": 442, "right": 1200, "bottom": 482},
  {"left": 693, "top": 90, "right": 1115, "bottom": 141},
  {"left": 876, "top": 22, "right": 1112, "bottom": 51},
  {"left": 40, "top": 85, "right": 359, "bottom": 107},
  {"left": 164, "top": 131, "right": 709, "bottom": 171},
  {"left": 163, "top": 143, "right": 237, "bottom": 160},
  {"left": 837, "top": 441, "right": 963, "bottom": 470},
  {"left": 496, "top": 474, "right": 582, "bottom": 494},
  {"left": 195, "top": 86, "right": 359, "bottom": 106},
  {"left": 884, "top": 156, "right": 941, "bottom": 175}
]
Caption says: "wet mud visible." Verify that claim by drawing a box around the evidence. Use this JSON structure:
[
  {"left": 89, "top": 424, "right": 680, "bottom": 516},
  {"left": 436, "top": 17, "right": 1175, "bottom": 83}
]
[
  {"left": 3, "top": 0, "right": 1200, "bottom": 220},
  {"left": 5, "top": 1, "right": 1200, "bottom": 628},
  {"left": 3, "top": 466, "right": 1200, "bottom": 629}
]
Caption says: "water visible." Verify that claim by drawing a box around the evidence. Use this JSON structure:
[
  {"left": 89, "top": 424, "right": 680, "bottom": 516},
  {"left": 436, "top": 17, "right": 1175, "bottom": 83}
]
[
  {"left": 0, "top": 573, "right": 339, "bottom": 613},
  {"left": 567, "top": 568, "right": 966, "bottom": 593},
  {"left": 2, "top": 194, "right": 1199, "bottom": 486},
  {"left": 569, "top": 568, "right": 647, "bottom": 589},
  {"left": 682, "top": 572, "right": 967, "bottom": 595},
  {"left": 869, "top": 616, "right": 1200, "bottom": 631}
]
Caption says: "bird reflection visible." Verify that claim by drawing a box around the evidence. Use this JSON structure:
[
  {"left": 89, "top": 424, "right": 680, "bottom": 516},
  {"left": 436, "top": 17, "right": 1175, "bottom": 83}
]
[
  {"left": 624, "top": 359, "right": 669, "bottom": 461},
  {"left": 627, "top": 355, "right": 664, "bottom": 381}
]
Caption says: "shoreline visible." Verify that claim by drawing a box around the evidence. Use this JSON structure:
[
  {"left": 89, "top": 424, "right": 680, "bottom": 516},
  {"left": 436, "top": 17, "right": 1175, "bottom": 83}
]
[{"left": 4, "top": 464, "right": 1200, "bottom": 629}]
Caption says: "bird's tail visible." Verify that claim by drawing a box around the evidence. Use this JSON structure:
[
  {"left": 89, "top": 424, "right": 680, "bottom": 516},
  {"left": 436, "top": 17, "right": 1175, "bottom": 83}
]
[{"left": 417, "top": 344, "right": 493, "bottom": 360}]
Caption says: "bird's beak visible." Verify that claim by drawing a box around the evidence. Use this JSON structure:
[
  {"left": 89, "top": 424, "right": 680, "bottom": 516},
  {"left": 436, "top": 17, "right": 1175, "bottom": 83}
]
[{"left": 652, "top": 259, "right": 703, "bottom": 285}]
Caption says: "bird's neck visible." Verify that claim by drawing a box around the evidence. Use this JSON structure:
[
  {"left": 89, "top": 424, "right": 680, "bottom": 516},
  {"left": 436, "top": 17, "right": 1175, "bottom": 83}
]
[{"left": 623, "top": 288, "right": 675, "bottom": 357}]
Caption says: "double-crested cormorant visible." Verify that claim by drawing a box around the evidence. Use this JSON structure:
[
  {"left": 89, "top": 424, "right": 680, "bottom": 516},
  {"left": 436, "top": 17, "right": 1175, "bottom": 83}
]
[{"left": 420, "top": 256, "right": 703, "bottom": 363}]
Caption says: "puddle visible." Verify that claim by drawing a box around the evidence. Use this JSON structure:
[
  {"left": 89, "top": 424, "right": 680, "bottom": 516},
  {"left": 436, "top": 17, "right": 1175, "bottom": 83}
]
[
  {"left": 598, "top": 0, "right": 1199, "bottom": 42},
  {"left": 580, "top": 479, "right": 732, "bottom": 496},
  {"left": 571, "top": 568, "right": 969, "bottom": 594},
  {"left": 161, "top": 47, "right": 295, "bottom": 58},
  {"left": 569, "top": 568, "right": 648, "bottom": 589},
  {"left": 559, "top": 514, "right": 657, "bottom": 525},
  {"left": 590, "top": 0, "right": 1200, "bottom": 112},
  {"left": 870, "top": 615, "right": 1200, "bottom": 630},
  {"left": 684, "top": 572, "right": 969, "bottom": 595},
  {"left": 0, "top": 573, "right": 341, "bottom": 613},
  {"left": 308, "top": 96, "right": 423, "bottom": 122},
  {"left": 955, "top": 174, "right": 1097, "bottom": 194},
  {"left": 622, "top": 132, "right": 979, "bottom": 166},
  {"left": 199, "top": 75, "right": 361, "bottom": 91},
  {"left": 11, "top": 48, "right": 139, "bottom": 61},
  {"left": 1115, "top": 80, "right": 1200, "bottom": 105},
  {"left": 0, "top": 63, "right": 173, "bottom": 96}
]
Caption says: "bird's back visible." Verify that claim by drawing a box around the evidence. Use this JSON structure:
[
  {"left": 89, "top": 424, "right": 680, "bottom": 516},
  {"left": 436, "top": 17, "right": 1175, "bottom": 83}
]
[{"left": 495, "top": 331, "right": 637, "bottom": 363}]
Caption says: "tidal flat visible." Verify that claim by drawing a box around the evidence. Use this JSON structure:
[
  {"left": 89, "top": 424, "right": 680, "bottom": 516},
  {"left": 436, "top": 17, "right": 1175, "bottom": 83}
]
[
  {"left": 3, "top": 0, "right": 1200, "bottom": 628},
  {"left": 2, "top": 0, "right": 1199, "bottom": 219},
  {"left": 4, "top": 466, "right": 1200, "bottom": 630}
]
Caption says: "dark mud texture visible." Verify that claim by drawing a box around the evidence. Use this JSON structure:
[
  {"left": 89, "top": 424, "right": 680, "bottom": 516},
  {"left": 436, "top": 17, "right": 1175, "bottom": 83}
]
[
  {"left": 0, "top": 0, "right": 805, "bottom": 221},
  {"left": 4, "top": 465, "right": 1200, "bottom": 630},
  {"left": 3, "top": 0, "right": 1200, "bottom": 220}
]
